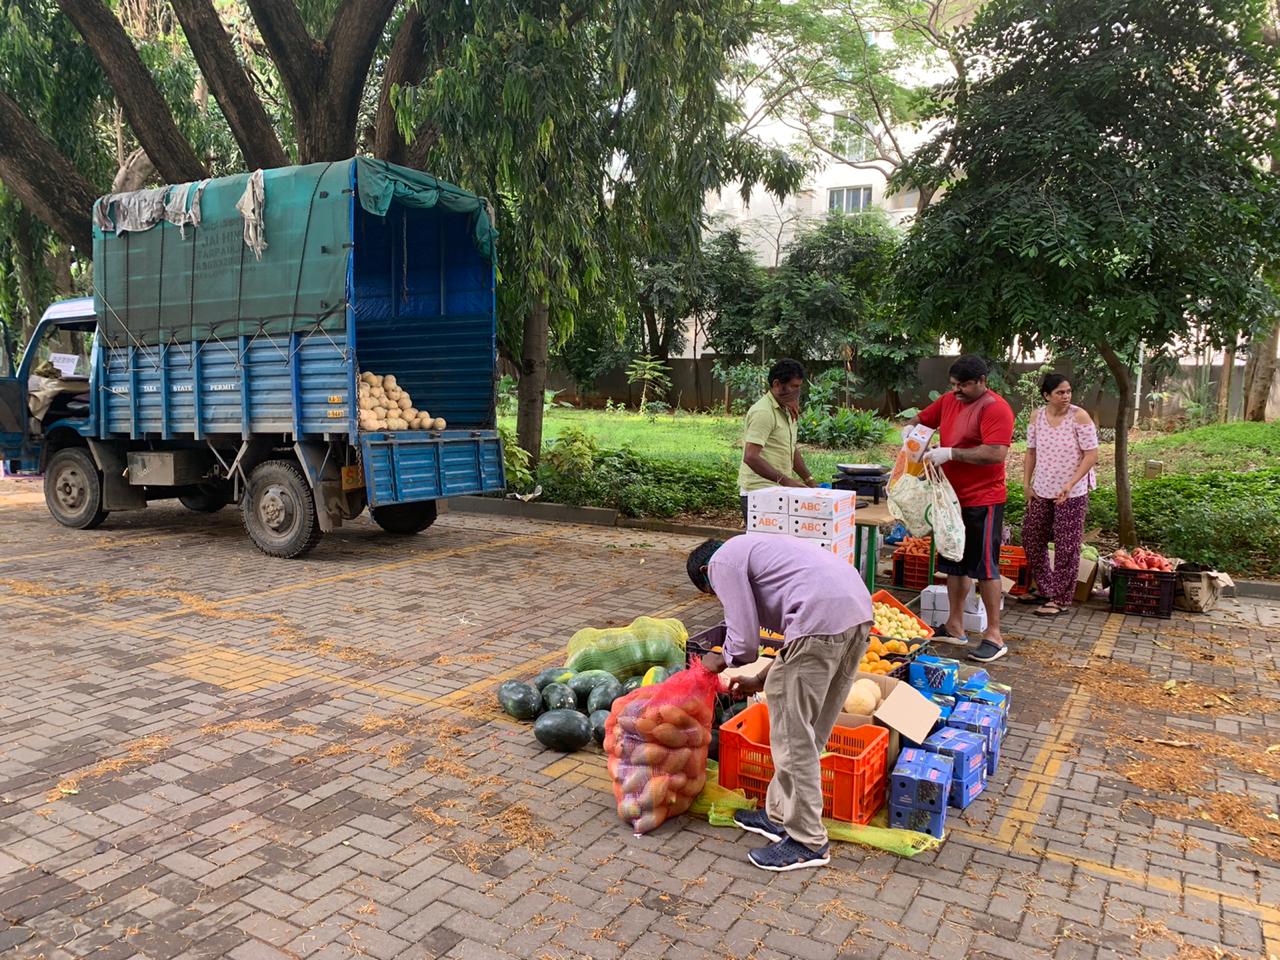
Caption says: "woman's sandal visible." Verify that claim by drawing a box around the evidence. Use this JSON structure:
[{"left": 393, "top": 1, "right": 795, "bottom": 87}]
[
  {"left": 1033, "top": 602, "right": 1065, "bottom": 616},
  {"left": 1017, "top": 591, "right": 1049, "bottom": 605}
]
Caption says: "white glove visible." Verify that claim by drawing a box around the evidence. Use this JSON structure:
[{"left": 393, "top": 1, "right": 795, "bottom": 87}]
[{"left": 922, "top": 447, "right": 954, "bottom": 466}]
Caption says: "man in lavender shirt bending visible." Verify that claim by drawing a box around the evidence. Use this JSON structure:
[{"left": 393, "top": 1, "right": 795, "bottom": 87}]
[{"left": 687, "top": 534, "right": 873, "bottom": 871}]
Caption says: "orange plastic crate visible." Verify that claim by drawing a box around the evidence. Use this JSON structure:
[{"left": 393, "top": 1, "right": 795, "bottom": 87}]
[
  {"left": 869, "top": 588, "right": 934, "bottom": 640},
  {"left": 892, "top": 549, "right": 933, "bottom": 591},
  {"left": 717, "top": 703, "right": 888, "bottom": 825},
  {"left": 999, "top": 546, "right": 1031, "bottom": 595}
]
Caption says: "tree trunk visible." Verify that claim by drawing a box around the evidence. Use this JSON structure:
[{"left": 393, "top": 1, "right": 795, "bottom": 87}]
[
  {"left": 247, "top": 0, "right": 399, "bottom": 163},
  {"left": 13, "top": 208, "right": 43, "bottom": 343},
  {"left": 111, "top": 147, "right": 157, "bottom": 193},
  {"left": 374, "top": 6, "right": 429, "bottom": 164},
  {"left": 170, "top": 0, "right": 289, "bottom": 170},
  {"left": 1245, "top": 322, "right": 1278, "bottom": 421},
  {"left": 58, "top": 0, "right": 207, "bottom": 184},
  {"left": 517, "top": 295, "right": 550, "bottom": 468},
  {"left": 0, "top": 92, "right": 99, "bottom": 250},
  {"left": 1215, "top": 344, "right": 1235, "bottom": 422},
  {"left": 1098, "top": 342, "right": 1137, "bottom": 547}
]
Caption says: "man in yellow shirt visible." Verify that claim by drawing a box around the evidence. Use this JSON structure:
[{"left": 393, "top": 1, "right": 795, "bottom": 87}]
[{"left": 737, "top": 358, "right": 818, "bottom": 522}]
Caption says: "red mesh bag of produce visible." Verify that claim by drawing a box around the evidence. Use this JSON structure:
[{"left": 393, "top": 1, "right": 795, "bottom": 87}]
[{"left": 603, "top": 663, "right": 721, "bottom": 835}]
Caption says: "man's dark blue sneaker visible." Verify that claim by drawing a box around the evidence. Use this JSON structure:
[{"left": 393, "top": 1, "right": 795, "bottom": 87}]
[
  {"left": 733, "top": 808, "right": 784, "bottom": 843},
  {"left": 748, "top": 837, "right": 830, "bottom": 872},
  {"left": 968, "top": 640, "right": 1008, "bottom": 663}
]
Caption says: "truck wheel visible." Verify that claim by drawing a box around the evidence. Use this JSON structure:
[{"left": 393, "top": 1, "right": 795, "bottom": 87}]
[
  {"left": 242, "top": 460, "right": 321, "bottom": 558},
  {"left": 179, "top": 482, "right": 231, "bottom": 513},
  {"left": 44, "top": 448, "right": 109, "bottom": 530},
  {"left": 370, "top": 500, "right": 438, "bottom": 535}
]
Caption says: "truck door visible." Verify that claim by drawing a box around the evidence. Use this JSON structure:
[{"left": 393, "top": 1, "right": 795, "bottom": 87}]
[{"left": 0, "top": 321, "right": 24, "bottom": 461}]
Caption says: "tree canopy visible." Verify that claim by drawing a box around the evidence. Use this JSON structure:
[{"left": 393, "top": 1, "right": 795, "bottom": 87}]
[{"left": 896, "top": 0, "right": 1280, "bottom": 544}]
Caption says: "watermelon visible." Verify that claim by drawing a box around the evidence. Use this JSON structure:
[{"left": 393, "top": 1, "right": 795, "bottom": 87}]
[
  {"left": 567, "top": 670, "right": 616, "bottom": 707},
  {"left": 496, "top": 680, "right": 541, "bottom": 720},
  {"left": 533, "top": 666, "right": 575, "bottom": 691},
  {"left": 641, "top": 665, "right": 668, "bottom": 687},
  {"left": 586, "top": 678, "right": 623, "bottom": 714},
  {"left": 534, "top": 710, "right": 592, "bottom": 751},
  {"left": 589, "top": 709, "right": 610, "bottom": 745},
  {"left": 541, "top": 682, "right": 576, "bottom": 713},
  {"left": 622, "top": 677, "right": 643, "bottom": 694}
]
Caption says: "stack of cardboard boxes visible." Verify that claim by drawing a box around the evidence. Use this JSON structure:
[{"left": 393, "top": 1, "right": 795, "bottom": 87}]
[
  {"left": 919, "top": 583, "right": 1005, "bottom": 634},
  {"left": 745, "top": 486, "right": 859, "bottom": 564}
]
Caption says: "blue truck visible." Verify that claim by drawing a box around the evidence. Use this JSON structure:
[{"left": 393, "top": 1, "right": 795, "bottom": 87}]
[{"left": 0, "top": 159, "right": 506, "bottom": 557}]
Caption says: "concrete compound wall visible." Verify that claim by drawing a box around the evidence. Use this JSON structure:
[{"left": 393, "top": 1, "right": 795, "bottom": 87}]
[{"left": 547, "top": 356, "right": 1276, "bottom": 423}]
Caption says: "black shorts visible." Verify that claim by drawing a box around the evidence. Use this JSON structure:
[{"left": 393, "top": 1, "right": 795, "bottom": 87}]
[{"left": 936, "top": 503, "right": 1004, "bottom": 581}]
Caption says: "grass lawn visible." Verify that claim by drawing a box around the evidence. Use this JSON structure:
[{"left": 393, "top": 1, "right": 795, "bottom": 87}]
[{"left": 500, "top": 408, "right": 903, "bottom": 481}]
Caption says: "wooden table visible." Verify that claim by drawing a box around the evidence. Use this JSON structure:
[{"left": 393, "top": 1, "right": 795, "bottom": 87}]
[{"left": 853, "top": 499, "right": 895, "bottom": 591}]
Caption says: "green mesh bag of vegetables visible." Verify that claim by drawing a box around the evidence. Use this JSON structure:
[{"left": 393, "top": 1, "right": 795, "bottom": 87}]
[{"left": 566, "top": 617, "right": 687, "bottom": 679}]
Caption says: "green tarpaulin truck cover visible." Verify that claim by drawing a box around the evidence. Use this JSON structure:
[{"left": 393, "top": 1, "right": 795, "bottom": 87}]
[{"left": 92, "top": 158, "right": 496, "bottom": 348}]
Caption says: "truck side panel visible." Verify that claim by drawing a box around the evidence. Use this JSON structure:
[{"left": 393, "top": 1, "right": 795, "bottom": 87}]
[
  {"left": 100, "top": 336, "right": 353, "bottom": 438},
  {"left": 360, "top": 433, "right": 504, "bottom": 506}
]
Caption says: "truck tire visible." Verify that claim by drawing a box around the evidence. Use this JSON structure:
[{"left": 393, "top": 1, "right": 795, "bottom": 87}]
[
  {"left": 44, "top": 447, "right": 109, "bottom": 530},
  {"left": 179, "top": 482, "right": 231, "bottom": 513},
  {"left": 370, "top": 500, "right": 438, "bottom": 535},
  {"left": 242, "top": 460, "right": 322, "bottom": 558}
]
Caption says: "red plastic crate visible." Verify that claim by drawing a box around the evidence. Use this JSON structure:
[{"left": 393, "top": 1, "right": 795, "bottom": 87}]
[
  {"left": 717, "top": 703, "right": 888, "bottom": 824},
  {"left": 892, "top": 549, "right": 933, "bottom": 591},
  {"left": 870, "top": 589, "right": 934, "bottom": 640},
  {"left": 999, "top": 546, "right": 1031, "bottom": 595}
]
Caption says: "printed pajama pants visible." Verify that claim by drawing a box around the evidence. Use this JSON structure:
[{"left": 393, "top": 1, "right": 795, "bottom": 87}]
[{"left": 1022, "top": 494, "right": 1089, "bottom": 607}]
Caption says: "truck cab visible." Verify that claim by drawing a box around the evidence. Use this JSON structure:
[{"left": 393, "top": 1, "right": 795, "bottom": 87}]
[{"left": 0, "top": 298, "right": 96, "bottom": 477}]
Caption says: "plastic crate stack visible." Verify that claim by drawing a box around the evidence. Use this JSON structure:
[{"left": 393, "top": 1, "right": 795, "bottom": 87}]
[{"left": 745, "top": 487, "right": 858, "bottom": 564}]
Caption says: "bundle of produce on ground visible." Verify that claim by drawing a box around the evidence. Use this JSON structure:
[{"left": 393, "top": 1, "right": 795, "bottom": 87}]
[
  {"left": 1111, "top": 547, "right": 1173, "bottom": 571},
  {"left": 357, "top": 371, "right": 446, "bottom": 432},
  {"left": 871, "top": 600, "right": 931, "bottom": 640},
  {"left": 565, "top": 617, "right": 687, "bottom": 678},
  {"left": 603, "top": 664, "right": 720, "bottom": 834},
  {"left": 859, "top": 636, "right": 921, "bottom": 675}
]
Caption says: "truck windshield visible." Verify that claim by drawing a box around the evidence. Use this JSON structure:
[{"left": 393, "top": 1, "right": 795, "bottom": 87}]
[{"left": 29, "top": 326, "right": 94, "bottom": 380}]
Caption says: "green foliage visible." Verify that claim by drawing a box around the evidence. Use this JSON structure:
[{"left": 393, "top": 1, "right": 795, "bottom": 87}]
[
  {"left": 1011, "top": 363, "right": 1053, "bottom": 442},
  {"left": 797, "top": 406, "right": 891, "bottom": 450},
  {"left": 496, "top": 374, "right": 519, "bottom": 416},
  {"left": 625, "top": 356, "right": 673, "bottom": 414},
  {"left": 897, "top": 0, "right": 1280, "bottom": 365},
  {"left": 711, "top": 360, "right": 768, "bottom": 414},
  {"left": 538, "top": 447, "right": 740, "bottom": 519},
  {"left": 498, "top": 423, "right": 534, "bottom": 491},
  {"left": 1087, "top": 470, "right": 1280, "bottom": 575},
  {"left": 701, "top": 228, "right": 768, "bottom": 357},
  {"left": 542, "top": 426, "right": 599, "bottom": 477},
  {"left": 1133, "top": 422, "right": 1280, "bottom": 474}
]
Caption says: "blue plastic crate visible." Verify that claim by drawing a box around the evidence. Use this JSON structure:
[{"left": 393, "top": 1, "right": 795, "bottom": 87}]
[
  {"left": 889, "top": 747, "right": 953, "bottom": 812},
  {"left": 923, "top": 726, "right": 987, "bottom": 779},
  {"left": 889, "top": 802, "right": 946, "bottom": 839},
  {"left": 909, "top": 654, "right": 960, "bottom": 695},
  {"left": 949, "top": 768, "right": 987, "bottom": 809}
]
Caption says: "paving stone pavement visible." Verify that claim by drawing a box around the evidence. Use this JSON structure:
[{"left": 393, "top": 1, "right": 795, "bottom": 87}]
[{"left": 1, "top": 475, "right": 1279, "bottom": 960}]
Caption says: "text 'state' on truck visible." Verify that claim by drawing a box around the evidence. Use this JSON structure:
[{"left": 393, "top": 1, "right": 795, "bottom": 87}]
[{"left": 0, "top": 159, "right": 506, "bottom": 557}]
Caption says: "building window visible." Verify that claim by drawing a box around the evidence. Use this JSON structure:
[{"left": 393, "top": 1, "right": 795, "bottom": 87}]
[{"left": 829, "top": 186, "right": 873, "bottom": 213}]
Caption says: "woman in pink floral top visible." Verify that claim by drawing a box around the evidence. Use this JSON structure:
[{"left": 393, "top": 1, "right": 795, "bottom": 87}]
[{"left": 1021, "top": 373, "right": 1099, "bottom": 615}]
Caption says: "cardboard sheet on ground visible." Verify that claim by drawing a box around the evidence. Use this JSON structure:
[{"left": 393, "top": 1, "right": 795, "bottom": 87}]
[{"left": 687, "top": 761, "right": 941, "bottom": 857}]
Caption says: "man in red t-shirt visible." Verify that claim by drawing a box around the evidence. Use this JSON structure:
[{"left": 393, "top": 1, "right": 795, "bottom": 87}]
[{"left": 905, "top": 356, "right": 1014, "bottom": 663}]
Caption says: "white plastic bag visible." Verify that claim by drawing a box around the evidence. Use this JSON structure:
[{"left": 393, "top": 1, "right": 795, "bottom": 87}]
[
  {"left": 888, "top": 471, "right": 931, "bottom": 538},
  {"left": 888, "top": 462, "right": 966, "bottom": 562},
  {"left": 927, "top": 463, "right": 966, "bottom": 562}
]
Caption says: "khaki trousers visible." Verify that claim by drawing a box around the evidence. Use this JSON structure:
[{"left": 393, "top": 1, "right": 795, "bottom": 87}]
[{"left": 763, "top": 622, "right": 872, "bottom": 850}]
